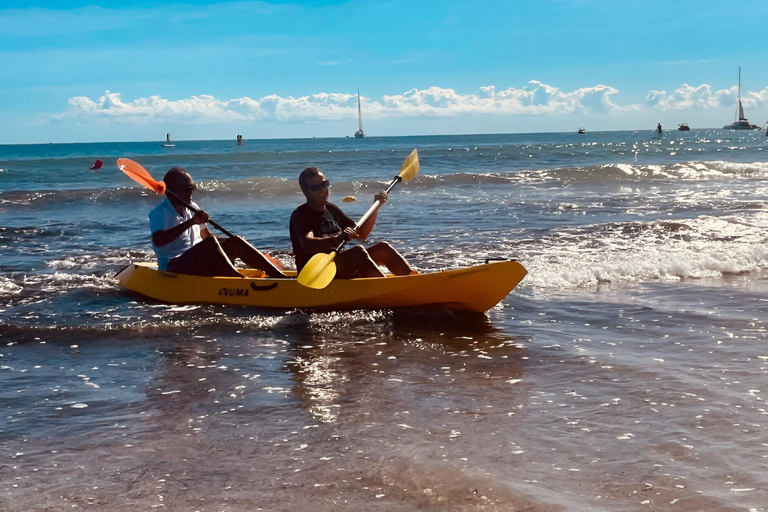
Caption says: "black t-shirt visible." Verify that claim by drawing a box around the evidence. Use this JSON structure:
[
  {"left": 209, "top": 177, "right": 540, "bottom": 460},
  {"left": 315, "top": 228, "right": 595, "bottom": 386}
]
[{"left": 290, "top": 203, "right": 355, "bottom": 271}]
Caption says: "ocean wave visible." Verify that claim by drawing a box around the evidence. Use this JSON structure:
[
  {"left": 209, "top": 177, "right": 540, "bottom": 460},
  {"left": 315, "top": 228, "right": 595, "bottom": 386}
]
[
  {"left": 3, "top": 159, "right": 767, "bottom": 208},
  {"left": 516, "top": 212, "right": 768, "bottom": 290},
  {"left": 0, "top": 179, "right": 305, "bottom": 207},
  {"left": 533, "top": 160, "right": 768, "bottom": 184},
  {"left": 0, "top": 187, "right": 146, "bottom": 208}
]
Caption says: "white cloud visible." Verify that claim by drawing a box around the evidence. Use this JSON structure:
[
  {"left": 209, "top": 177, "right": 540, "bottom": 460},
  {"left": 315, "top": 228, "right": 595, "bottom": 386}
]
[
  {"left": 57, "top": 82, "right": 634, "bottom": 125},
  {"left": 647, "top": 83, "right": 768, "bottom": 110},
  {"left": 377, "top": 81, "right": 633, "bottom": 116},
  {"left": 61, "top": 91, "right": 251, "bottom": 123},
  {"left": 62, "top": 81, "right": 768, "bottom": 126}
]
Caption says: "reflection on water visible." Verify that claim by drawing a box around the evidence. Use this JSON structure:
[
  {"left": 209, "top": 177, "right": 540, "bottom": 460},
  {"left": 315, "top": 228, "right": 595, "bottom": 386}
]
[{"left": 2, "top": 290, "right": 766, "bottom": 511}]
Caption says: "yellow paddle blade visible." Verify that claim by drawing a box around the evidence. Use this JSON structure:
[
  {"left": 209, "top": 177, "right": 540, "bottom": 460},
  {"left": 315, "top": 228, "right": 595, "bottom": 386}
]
[
  {"left": 297, "top": 251, "right": 338, "bottom": 289},
  {"left": 117, "top": 158, "right": 166, "bottom": 194},
  {"left": 398, "top": 148, "right": 420, "bottom": 183}
]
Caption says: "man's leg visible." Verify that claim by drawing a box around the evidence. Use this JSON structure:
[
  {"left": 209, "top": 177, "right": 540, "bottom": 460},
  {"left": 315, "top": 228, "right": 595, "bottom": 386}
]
[
  {"left": 366, "top": 242, "right": 414, "bottom": 276},
  {"left": 335, "top": 245, "right": 386, "bottom": 279},
  {"left": 219, "top": 236, "right": 286, "bottom": 278},
  {"left": 167, "top": 237, "right": 242, "bottom": 277}
]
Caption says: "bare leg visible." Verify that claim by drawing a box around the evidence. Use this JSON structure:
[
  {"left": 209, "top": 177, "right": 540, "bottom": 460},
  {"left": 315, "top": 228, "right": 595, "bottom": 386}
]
[
  {"left": 219, "top": 236, "right": 286, "bottom": 278},
  {"left": 366, "top": 242, "right": 413, "bottom": 276},
  {"left": 167, "top": 237, "right": 242, "bottom": 277},
  {"left": 335, "top": 245, "right": 385, "bottom": 279}
]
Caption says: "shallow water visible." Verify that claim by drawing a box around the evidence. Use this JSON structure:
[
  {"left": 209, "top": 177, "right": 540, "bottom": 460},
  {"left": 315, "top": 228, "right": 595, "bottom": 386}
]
[{"left": 1, "top": 131, "right": 767, "bottom": 510}]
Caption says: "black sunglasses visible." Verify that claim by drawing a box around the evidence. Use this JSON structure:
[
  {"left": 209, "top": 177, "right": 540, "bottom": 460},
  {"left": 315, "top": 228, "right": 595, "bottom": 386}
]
[
  {"left": 182, "top": 183, "right": 197, "bottom": 192},
  {"left": 306, "top": 180, "right": 330, "bottom": 192}
]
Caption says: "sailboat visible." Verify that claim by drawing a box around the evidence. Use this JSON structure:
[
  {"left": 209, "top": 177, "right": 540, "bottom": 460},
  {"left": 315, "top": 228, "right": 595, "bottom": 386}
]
[
  {"left": 354, "top": 90, "right": 365, "bottom": 139},
  {"left": 723, "top": 68, "right": 760, "bottom": 130}
]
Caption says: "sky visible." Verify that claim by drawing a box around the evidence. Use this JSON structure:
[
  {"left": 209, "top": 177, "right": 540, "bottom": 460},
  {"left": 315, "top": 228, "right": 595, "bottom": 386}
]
[{"left": 2, "top": 0, "right": 768, "bottom": 144}]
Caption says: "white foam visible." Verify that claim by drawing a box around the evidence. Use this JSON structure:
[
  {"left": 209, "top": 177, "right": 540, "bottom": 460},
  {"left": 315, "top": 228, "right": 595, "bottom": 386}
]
[
  {"left": 520, "top": 211, "right": 768, "bottom": 290},
  {"left": 548, "top": 160, "right": 768, "bottom": 183},
  {"left": 22, "top": 272, "right": 116, "bottom": 293},
  {"left": 0, "top": 276, "right": 23, "bottom": 296}
]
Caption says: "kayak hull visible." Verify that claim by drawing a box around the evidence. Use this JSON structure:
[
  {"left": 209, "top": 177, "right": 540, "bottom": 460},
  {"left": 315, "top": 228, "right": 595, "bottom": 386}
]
[{"left": 115, "top": 260, "right": 527, "bottom": 313}]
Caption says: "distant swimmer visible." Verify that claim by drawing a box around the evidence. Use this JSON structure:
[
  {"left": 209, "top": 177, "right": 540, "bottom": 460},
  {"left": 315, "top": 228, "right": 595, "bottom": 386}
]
[
  {"left": 236, "top": 134, "right": 242, "bottom": 146},
  {"left": 657, "top": 123, "right": 662, "bottom": 135}
]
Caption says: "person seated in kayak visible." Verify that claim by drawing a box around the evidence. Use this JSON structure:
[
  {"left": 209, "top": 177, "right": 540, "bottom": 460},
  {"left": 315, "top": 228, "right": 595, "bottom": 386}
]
[
  {"left": 149, "top": 167, "right": 286, "bottom": 278},
  {"left": 290, "top": 166, "right": 414, "bottom": 278}
]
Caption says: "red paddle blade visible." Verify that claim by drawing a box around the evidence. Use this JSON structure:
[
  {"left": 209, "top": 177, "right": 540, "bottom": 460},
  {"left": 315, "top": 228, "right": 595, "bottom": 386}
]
[{"left": 117, "top": 158, "right": 166, "bottom": 194}]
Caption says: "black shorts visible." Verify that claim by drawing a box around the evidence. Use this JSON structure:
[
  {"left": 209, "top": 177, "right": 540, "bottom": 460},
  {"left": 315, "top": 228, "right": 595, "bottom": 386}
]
[{"left": 165, "top": 239, "right": 212, "bottom": 275}]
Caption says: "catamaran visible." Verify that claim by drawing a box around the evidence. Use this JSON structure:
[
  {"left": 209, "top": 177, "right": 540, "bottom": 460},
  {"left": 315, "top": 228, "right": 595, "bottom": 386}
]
[
  {"left": 724, "top": 67, "right": 759, "bottom": 130},
  {"left": 354, "top": 90, "right": 365, "bottom": 138}
]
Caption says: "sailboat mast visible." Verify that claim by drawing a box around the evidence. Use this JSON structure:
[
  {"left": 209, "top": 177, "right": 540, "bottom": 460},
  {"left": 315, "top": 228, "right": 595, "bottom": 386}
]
[{"left": 738, "top": 67, "right": 747, "bottom": 121}]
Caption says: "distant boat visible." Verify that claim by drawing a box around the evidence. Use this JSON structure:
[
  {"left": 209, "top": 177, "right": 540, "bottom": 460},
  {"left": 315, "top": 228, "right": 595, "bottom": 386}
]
[
  {"left": 162, "top": 133, "right": 176, "bottom": 147},
  {"left": 577, "top": 128, "right": 586, "bottom": 134},
  {"left": 354, "top": 90, "right": 365, "bottom": 139},
  {"left": 678, "top": 123, "right": 690, "bottom": 131},
  {"left": 723, "top": 68, "right": 760, "bottom": 130}
]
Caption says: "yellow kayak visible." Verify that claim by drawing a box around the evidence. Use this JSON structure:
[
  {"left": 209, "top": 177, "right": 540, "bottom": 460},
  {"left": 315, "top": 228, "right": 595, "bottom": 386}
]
[{"left": 115, "top": 260, "right": 527, "bottom": 313}]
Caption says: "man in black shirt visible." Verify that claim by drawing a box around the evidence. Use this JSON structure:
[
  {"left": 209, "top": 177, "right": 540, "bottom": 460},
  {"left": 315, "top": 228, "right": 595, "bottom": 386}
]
[{"left": 289, "top": 166, "right": 414, "bottom": 278}]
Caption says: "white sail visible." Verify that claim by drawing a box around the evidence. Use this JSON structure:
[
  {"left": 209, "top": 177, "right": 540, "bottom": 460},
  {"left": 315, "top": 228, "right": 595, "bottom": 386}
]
[
  {"left": 357, "top": 91, "right": 364, "bottom": 132},
  {"left": 724, "top": 67, "right": 756, "bottom": 130},
  {"left": 354, "top": 90, "right": 365, "bottom": 138}
]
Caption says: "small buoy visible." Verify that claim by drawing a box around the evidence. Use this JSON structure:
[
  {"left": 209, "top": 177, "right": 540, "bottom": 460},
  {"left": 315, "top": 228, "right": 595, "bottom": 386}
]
[
  {"left": 343, "top": 196, "right": 357, "bottom": 202},
  {"left": 90, "top": 159, "right": 103, "bottom": 170}
]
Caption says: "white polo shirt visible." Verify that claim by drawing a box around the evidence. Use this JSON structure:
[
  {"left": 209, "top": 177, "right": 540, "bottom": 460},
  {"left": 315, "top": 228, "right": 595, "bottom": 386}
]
[{"left": 148, "top": 196, "right": 204, "bottom": 270}]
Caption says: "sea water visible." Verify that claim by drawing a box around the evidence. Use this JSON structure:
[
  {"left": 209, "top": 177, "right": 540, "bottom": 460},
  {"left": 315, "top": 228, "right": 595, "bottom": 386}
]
[{"left": 1, "top": 130, "right": 766, "bottom": 511}]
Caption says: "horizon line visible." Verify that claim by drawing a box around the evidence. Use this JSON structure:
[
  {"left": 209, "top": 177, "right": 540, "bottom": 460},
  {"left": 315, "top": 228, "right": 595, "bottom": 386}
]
[{"left": 3, "top": 126, "right": 765, "bottom": 147}]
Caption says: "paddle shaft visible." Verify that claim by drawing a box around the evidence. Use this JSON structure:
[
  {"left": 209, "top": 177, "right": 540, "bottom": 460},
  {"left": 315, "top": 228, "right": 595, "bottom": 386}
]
[
  {"left": 165, "top": 189, "right": 235, "bottom": 238},
  {"left": 332, "top": 175, "right": 402, "bottom": 253}
]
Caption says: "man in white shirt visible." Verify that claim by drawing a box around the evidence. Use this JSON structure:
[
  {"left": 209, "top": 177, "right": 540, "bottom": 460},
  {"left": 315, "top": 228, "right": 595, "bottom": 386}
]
[{"left": 149, "top": 167, "right": 285, "bottom": 278}]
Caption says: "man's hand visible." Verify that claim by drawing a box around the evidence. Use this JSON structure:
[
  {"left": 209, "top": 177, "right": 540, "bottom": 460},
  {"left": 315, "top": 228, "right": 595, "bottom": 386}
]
[
  {"left": 341, "top": 227, "right": 358, "bottom": 241},
  {"left": 192, "top": 210, "right": 210, "bottom": 225},
  {"left": 332, "top": 227, "right": 358, "bottom": 245},
  {"left": 374, "top": 190, "right": 388, "bottom": 204}
]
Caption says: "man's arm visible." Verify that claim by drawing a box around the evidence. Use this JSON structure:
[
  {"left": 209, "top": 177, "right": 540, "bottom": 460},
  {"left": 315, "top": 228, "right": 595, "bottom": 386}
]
[
  {"left": 299, "top": 228, "right": 348, "bottom": 253},
  {"left": 355, "top": 190, "right": 388, "bottom": 240},
  {"left": 152, "top": 210, "right": 209, "bottom": 246}
]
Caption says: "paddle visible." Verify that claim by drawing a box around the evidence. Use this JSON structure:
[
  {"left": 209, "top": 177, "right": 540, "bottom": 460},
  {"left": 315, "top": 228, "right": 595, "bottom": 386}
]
[
  {"left": 297, "top": 148, "right": 420, "bottom": 289},
  {"left": 116, "top": 158, "right": 235, "bottom": 238}
]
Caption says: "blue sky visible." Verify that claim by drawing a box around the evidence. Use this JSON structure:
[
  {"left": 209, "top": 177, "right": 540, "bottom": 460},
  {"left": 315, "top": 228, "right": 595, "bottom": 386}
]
[{"left": 2, "top": 0, "right": 767, "bottom": 143}]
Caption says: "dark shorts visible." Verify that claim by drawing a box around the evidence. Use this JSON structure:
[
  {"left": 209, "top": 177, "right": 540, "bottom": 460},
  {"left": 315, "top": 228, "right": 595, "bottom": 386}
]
[{"left": 166, "top": 239, "right": 211, "bottom": 275}]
